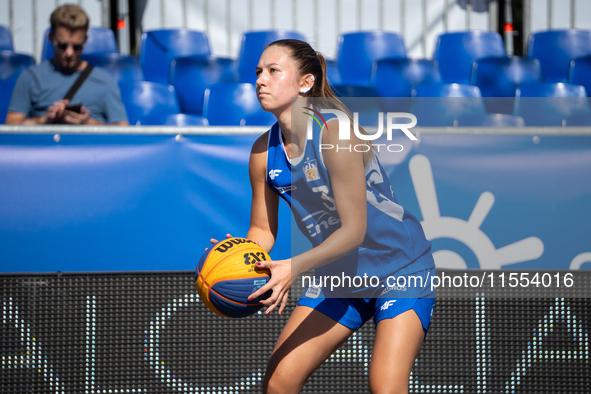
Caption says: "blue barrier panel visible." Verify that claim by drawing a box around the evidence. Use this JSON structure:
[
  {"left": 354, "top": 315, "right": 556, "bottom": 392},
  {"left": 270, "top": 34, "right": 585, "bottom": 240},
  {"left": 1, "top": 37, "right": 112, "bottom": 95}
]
[
  {"left": 1, "top": 131, "right": 590, "bottom": 273},
  {"left": 388, "top": 134, "right": 591, "bottom": 271},
  {"left": 0, "top": 132, "right": 293, "bottom": 272}
]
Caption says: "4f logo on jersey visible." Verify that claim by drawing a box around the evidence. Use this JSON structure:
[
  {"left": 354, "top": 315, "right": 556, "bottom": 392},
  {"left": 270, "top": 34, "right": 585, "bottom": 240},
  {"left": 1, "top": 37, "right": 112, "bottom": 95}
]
[
  {"left": 269, "top": 169, "right": 282, "bottom": 180},
  {"left": 303, "top": 159, "right": 319, "bottom": 182},
  {"left": 380, "top": 300, "right": 397, "bottom": 311}
]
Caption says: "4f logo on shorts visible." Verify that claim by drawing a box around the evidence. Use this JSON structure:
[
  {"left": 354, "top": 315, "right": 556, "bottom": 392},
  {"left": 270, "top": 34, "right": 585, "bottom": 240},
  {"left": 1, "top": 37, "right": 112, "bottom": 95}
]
[
  {"left": 303, "top": 159, "right": 319, "bottom": 182},
  {"left": 380, "top": 300, "right": 397, "bottom": 311}
]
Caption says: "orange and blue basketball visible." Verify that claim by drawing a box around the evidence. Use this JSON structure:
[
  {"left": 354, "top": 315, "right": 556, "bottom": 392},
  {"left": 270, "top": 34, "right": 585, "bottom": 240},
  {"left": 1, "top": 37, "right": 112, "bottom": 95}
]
[{"left": 195, "top": 237, "right": 272, "bottom": 318}]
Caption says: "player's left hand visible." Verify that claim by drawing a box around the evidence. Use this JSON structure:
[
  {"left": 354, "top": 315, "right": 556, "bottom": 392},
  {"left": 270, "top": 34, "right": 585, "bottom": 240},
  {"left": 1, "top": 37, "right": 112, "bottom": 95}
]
[{"left": 248, "top": 258, "right": 292, "bottom": 316}]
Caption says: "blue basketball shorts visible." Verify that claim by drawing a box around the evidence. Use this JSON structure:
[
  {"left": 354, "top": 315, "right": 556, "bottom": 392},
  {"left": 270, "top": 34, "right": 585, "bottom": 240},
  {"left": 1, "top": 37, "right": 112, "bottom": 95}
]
[{"left": 297, "top": 268, "right": 436, "bottom": 332}]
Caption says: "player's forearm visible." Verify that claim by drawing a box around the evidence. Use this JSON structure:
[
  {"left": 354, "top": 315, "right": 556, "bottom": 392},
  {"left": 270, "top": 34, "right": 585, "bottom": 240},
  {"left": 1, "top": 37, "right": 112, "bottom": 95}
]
[
  {"left": 246, "top": 226, "right": 276, "bottom": 254},
  {"left": 291, "top": 223, "right": 366, "bottom": 277}
]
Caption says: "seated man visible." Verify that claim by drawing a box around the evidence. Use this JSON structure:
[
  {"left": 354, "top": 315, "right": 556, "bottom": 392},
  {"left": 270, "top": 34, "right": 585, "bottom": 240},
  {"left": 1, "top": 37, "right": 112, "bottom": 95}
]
[{"left": 5, "top": 4, "right": 128, "bottom": 125}]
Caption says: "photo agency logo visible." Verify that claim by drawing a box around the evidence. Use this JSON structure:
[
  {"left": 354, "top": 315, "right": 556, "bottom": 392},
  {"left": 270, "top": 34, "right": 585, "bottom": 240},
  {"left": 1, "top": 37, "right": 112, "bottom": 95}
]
[{"left": 303, "top": 107, "right": 418, "bottom": 152}]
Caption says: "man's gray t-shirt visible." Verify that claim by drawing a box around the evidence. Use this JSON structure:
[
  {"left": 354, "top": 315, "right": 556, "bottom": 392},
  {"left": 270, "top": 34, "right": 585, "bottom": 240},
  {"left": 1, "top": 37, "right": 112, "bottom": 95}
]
[{"left": 9, "top": 60, "right": 128, "bottom": 123}]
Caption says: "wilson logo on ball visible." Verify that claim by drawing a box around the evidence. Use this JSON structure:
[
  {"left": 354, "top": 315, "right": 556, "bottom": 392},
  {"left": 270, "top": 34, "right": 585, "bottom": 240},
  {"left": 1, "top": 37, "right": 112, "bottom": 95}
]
[{"left": 214, "top": 238, "right": 256, "bottom": 253}]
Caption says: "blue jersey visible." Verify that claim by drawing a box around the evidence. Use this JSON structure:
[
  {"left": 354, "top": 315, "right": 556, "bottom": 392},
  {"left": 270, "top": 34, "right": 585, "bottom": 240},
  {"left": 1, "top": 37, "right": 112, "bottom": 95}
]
[{"left": 266, "top": 120, "right": 434, "bottom": 293}]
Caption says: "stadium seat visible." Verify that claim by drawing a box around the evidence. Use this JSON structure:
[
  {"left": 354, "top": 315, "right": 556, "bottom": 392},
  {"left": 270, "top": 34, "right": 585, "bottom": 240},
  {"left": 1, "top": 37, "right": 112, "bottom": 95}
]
[
  {"left": 456, "top": 113, "right": 525, "bottom": 127},
  {"left": 140, "top": 29, "right": 211, "bottom": 84},
  {"left": 370, "top": 58, "right": 441, "bottom": 111},
  {"left": 325, "top": 59, "right": 342, "bottom": 86},
  {"left": 237, "top": 30, "right": 306, "bottom": 84},
  {"left": 471, "top": 56, "right": 542, "bottom": 114},
  {"left": 515, "top": 82, "right": 590, "bottom": 126},
  {"left": 0, "top": 51, "right": 35, "bottom": 80},
  {"left": 434, "top": 31, "right": 506, "bottom": 84},
  {"left": 337, "top": 31, "right": 406, "bottom": 87},
  {"left": 0, "top": 25, "right": 13, "bottom": 51},
  {"left": 118, "top": 81, "right": 180, "bottom": 125},
  {"left": 82, "top": 53, "right": 143, "bottom": 82},
  {"left": 331, "top": 85, "right": 378, "bottom": 98},
  {"left": 169, "top": 55, "right": 238, "bottom": 116},
  {"left": 41, "top": 26, "right": 118, "bottom": 61},
  {"left": 202, "top": 83, "right": 264, "bottom": 126},
  {"left": 329, "top": 85, "right": 382, "bottom": 126},
  {"left": 410, "top": 83, "right": 485, "bottom": 126},
  {"left": 471, "top": 57, "right": 542, "bottom": 97},
  {"left": 137, "top": 113, "right": 209, "bottom": 126},
  {"left": 527, "top": 29, "right": 591, "bottom": 83},
  {"left": 239, "top": 111, "right": 277, "bottom": 126},
  {"left": 1, "top": 76, "right": 18, "bottom": 123},
  {"left": 371, "top": 58, "right": 440, "bottom": 97},
  {"left": 569, "top": 56, "right": 591, "bottom": 98}
]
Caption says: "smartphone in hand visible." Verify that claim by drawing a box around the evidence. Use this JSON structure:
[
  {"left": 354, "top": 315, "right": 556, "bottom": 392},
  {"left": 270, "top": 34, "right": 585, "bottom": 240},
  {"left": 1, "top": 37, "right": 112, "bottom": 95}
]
[{"left": 65, "top": 103, "right": 82, "bottom": 113}]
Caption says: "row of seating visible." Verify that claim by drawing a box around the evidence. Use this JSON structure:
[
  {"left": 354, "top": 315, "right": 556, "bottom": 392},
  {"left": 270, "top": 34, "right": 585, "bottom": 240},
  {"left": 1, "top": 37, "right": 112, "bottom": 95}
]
[
  {"left": 3, "top": 26, "right": 591, "bottom": 89},
  {"left": 2, "top": 25, "right": 591, "bottom": 126},
  {"left": 115, "top": 80, "right": 591, "bottom": 127}
]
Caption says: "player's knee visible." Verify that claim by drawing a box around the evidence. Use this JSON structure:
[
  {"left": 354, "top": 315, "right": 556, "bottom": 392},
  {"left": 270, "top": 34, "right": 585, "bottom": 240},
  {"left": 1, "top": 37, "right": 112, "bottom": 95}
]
[
  {"left": 370, "top": 380, "right": 409, "bottom": 394},
  {"left": 263, "top": 360, "right": 304, "bottom": 394}
]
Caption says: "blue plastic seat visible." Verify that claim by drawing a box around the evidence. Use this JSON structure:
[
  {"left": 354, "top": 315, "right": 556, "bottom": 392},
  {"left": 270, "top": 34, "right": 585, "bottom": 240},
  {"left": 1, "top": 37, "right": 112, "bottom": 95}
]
[
  {"left": 569, "top": 56, "right": 591, "bottom": 98},
  {"left": 137, "top": 113, "right": 209, "bottom": 126},
  {"left": 325, "top": 59, "right": 342, "bottom": 86},
  {"left": 331, "top": 85, "right": 378, "bottom": 98},
  {"left": 370, "top": 58, "right": 440, "bottom": 111},
  {"left": 82, "top": 53, "right": 143, "bottom": 82},
  {"left": 371, "top": 58, "right": 441, "bottom": 97},
  {"left": 410, "top": 83, "right": 484, "bottom": 126},
  {"left": 0, "top": 25, "right": 13, "bottom": 51},
  {"left": 0, "top": 51, "right": 35, "bottom": 80},
  {"left": 118, "top": 81, "right": 180, "bottom": 125},
  {"left": 1, "top": 76, "right": 18, "bottom": 123},
  {"left": 240, "top": 111, "right": 276, "bottom": 126},
  {"left": 140, "top": 29, "right": 211, "bottom": 84},
  {"left": 515, "top": 82, "right": 590, "bottom": 126},
  {"left": 237, "top": 30, "right": 306, "bottom": 83},
  {"left": 527, "top": 29, "right": 591, "bottom": 83},
  {"left": 337, "top": 31, "right": 406, "bottom": 87},
  {"left": 471, "top": 57, "right": 542, "bottom": 97},
  {"left": 41, "top": 26, "right": 118, "bottom": 60},
  {"left": 471, "top": 56, "right": 542, "bottom": 114},
  {"left": 169, "top": 55, "right": 238, "bottom": 116},
  {"left": 413, "top": 83, "right": 482, "bottom": 98},
  {"left": 456, "top": 113, "right": 525, "bottom": 127},
  {"left": 329, "top": 86, "right": 382, "bottom": 126},
  {"left": 434, "top": 31, "right": 506, "bottom": 84},
  {"left": 202, "top": 83, "right": 264, "bottom": 126}
]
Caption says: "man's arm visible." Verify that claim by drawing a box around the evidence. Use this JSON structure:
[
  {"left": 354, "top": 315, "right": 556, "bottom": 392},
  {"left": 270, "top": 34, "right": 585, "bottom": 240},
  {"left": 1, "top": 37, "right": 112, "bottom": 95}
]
[{"left": 5, "top": 111, "right": 49, "bottom": 125}]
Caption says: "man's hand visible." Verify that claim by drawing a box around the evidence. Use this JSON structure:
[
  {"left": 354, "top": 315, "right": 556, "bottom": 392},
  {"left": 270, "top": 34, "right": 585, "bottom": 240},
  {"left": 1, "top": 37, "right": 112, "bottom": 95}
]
[
  {"left": 61, "top": 105, "right": 92, "bottom": 125},
  {"left": 45, "top": 99, "right": 69, "bottom": 124}
]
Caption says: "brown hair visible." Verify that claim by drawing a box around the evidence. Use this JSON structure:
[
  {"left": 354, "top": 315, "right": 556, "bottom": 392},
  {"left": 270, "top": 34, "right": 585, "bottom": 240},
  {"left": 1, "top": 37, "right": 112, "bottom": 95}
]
[
  {"left": 266, "top": 39, "right": 374, "bottom": 163},
  {"left": 50, "top": 4, "right": 89, "bottom": 33}
]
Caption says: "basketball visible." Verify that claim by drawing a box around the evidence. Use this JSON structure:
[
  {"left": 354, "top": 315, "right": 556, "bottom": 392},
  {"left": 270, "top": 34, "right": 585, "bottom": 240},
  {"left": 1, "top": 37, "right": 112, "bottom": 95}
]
[{"left": 195, "top": 237, "right": 272, "bottom": 318}]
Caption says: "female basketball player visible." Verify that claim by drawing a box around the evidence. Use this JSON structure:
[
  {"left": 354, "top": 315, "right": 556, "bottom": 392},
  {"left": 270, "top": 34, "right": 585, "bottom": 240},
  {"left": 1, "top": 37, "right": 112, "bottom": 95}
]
[{"left": 215, "top": 39, "right": 435, "bottom": 394}]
